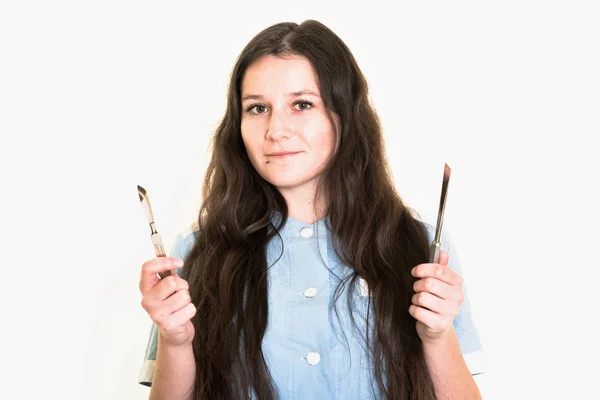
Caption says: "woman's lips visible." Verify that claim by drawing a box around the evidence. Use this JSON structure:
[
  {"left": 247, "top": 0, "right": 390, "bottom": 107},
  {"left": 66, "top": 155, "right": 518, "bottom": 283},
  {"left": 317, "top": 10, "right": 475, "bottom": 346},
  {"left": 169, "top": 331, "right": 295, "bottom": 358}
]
[{"left": 267, "top": 152, "right": 300, "bottom": 158}]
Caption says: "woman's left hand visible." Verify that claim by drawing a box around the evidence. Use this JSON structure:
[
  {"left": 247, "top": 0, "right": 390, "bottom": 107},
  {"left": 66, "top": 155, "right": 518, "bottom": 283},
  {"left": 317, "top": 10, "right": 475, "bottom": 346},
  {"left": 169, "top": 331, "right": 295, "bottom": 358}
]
[{"left": 409, "top": 250, "right": 464, "bottom": 343}]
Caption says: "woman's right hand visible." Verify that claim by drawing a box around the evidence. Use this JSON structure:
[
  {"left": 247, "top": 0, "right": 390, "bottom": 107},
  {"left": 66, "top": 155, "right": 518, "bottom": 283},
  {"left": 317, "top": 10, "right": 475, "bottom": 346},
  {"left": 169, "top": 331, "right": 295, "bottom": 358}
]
[{"left": 139, "top": 257, "right": 196, "bottom": 346}]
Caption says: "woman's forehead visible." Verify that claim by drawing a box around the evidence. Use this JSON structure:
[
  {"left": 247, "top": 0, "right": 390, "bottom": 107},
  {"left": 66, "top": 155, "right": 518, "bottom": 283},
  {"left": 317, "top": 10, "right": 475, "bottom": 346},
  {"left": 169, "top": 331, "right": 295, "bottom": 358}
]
[{"left": 241, "top": 55, "right": 320, "bottom": 97}]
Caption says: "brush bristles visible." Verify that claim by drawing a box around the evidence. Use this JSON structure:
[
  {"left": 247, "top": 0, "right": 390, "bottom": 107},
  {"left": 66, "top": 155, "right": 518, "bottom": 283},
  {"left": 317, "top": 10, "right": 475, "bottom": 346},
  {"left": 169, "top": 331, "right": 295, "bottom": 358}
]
[
  {"left": 444, "top": 163, "right": 451, "bottom": 179},
  {"left": 137, "top": 185, "right": 147, "bottom": 203}
]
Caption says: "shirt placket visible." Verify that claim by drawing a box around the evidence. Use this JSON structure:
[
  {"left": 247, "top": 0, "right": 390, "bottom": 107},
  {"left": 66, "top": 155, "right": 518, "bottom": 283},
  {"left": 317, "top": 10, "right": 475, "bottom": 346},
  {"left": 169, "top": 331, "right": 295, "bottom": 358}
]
[{"left": 286, "top": 220, "right": 332, "bottom": 399}]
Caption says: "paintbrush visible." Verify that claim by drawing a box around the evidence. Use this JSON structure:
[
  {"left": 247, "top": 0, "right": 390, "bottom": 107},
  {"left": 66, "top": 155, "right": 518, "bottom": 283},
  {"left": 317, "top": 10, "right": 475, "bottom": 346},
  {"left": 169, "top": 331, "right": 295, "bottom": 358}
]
[
  {"left": 137, "top": 184, "right": 172, "bottom": 279},
  {"left": 429, "top": 163, "right": 451, "bottom": 264}
]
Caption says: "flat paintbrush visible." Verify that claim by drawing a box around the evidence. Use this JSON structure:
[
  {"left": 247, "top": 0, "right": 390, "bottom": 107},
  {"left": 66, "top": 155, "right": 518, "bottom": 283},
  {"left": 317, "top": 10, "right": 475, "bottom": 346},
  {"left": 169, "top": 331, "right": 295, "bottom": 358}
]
[
  {"left": 137, "top": 184, "right": 172, "bottom": 279},
  {"left": 429, "top": 163, "right": 451, "bottom": 264}
]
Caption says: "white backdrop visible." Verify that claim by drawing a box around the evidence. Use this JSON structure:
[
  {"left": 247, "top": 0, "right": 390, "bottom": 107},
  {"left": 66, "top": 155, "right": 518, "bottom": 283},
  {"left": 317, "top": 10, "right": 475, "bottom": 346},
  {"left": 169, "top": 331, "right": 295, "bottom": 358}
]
[{"left": 1, "top": 1, "right": 598, "bottom": 399}]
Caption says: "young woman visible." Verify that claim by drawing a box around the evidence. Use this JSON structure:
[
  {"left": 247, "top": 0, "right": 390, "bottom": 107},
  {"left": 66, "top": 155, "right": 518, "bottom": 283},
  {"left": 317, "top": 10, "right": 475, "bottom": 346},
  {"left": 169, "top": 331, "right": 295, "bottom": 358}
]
[{"left": 138, "top": 19, "right": 485, "bottom": 400}]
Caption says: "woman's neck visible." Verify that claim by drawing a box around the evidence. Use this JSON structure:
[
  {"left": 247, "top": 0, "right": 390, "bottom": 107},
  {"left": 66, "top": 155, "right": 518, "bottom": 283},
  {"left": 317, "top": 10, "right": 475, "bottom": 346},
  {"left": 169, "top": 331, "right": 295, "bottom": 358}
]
[{"left": 277, "top": 182, "right": 327, "bottom": 225}]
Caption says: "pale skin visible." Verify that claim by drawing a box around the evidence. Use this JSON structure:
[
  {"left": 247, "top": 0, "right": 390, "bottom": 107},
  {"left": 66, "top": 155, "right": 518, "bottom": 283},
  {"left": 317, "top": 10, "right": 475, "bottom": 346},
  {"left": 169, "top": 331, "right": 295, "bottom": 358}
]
[
  {"left": 139, "top": 53, "right": 481, "bottom": 399},
  {"left": 411, "top": 250, "right": 482, "bottom": 399},
  {"left": 140, "top": 258, "right": 197, "bottom": 400},
  {"left": 242, "top": 54, "right": 481, "bottom": 399},
  {"left": 240, "top": 54, "right": 337, "bottom": 225}
]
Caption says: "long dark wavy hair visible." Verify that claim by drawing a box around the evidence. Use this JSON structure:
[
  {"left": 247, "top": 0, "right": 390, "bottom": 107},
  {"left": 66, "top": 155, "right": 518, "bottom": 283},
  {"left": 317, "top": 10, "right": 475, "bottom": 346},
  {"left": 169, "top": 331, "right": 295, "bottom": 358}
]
[{"left": 180, "top": 19, "right": 437, "bottom": 399}]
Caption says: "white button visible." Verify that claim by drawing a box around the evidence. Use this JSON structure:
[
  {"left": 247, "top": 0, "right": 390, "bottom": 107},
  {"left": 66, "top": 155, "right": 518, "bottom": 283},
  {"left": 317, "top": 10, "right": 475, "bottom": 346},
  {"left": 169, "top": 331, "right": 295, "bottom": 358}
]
[
  {"left": 306, "top": 351, "right": 320, "bottom": 365},
  {"left": 302, "top": 287, "right": 317, "bottom": 297},
  {"left": 299, "top": 227, "right": 313, "bottom": 238}
]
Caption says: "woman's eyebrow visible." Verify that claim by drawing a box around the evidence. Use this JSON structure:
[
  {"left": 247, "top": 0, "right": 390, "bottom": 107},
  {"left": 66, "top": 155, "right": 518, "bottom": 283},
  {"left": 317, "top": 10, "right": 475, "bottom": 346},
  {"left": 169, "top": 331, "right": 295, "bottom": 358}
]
[
  {"left": 242, "top": 89, "right": 321, "bottom": 101},
  {"left": 289, "top": 89, "right": 320, "bottom": 97}
]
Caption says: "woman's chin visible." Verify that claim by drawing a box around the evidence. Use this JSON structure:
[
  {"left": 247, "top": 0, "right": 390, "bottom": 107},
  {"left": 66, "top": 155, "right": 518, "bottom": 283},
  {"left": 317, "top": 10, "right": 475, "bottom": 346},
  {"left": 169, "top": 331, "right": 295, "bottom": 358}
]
[{"left": 263, "top": 176, "right": 310, "bottom": 191}]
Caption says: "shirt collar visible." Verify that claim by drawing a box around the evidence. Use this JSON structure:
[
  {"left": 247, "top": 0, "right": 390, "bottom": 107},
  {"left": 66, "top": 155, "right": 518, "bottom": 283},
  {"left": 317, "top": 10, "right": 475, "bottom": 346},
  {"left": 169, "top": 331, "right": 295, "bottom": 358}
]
[{"left": 269, "top": 210, "right": 330, "bottom": 240}]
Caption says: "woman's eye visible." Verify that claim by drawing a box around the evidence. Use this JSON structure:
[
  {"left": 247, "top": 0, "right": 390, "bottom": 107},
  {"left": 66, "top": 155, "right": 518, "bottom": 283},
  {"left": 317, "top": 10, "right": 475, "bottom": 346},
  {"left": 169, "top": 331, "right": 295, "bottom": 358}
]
[
  {"left": 245, "top": 104, "right": 268, "bottom": 115},
  {"left": 295, "top": 101, "right": 313, "bottom": 110},
  {"left": 246, "top": 101, "right": 313, "bottom": 115},
  {"left": 251, "top": 105, "right": 267, "bottom": 114}
]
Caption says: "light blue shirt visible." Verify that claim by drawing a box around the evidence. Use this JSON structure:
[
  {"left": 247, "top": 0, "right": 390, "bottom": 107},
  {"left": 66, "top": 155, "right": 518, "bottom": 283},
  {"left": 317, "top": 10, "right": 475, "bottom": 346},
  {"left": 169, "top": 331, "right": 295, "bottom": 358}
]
[{"left": 138, "top": 213, "right": 485, "bottom": 398}]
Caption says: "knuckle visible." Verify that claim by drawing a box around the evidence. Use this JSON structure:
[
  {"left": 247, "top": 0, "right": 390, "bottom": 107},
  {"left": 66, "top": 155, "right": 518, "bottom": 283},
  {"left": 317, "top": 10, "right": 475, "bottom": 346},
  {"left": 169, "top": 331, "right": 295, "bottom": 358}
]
[
  {"left": 425, "top": 278, "right": 435, "bottom": 291},
  {"left": 414, "top": 307, "right": 422, "bottom": 318},
  {"left": 148, "top": 310, "right": 159, "bottom": 322},
  {"left": 174, "top": 276, "right": 186, "bottom": 289},
  {"left": 141, "top": 261, "right": 149, "bottom": 272},
  {"left": 176, "top": 289, "right": 189, "bottom": 303},
  {"left": 165, "top": 276, "right": 177, "bottom": 291},
  {"left": 141, "top": 260, "right": 154, "bottom": 273}
]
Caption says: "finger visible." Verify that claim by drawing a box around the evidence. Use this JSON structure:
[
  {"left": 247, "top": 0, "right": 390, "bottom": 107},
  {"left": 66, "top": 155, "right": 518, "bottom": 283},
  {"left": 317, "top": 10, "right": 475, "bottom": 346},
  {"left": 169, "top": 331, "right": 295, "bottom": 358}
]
[
  {"left": 141, "top": 275, "right": 190, "bottom": 316},
  {"left": 149, "top": 289, "right": 192, "bottom": 324},
  {"left": 411, "top": 263, "right": 463, "bottom": 288},
  {"left": 162, "top": 289, "right": 193, "bottom": 316},
  {"left": 413, "top": 277, "right": 456, "bottom": 301},
  {"left": 410, "top": 250, "right": 448, "bottom": 274},
  {"left": 152, "top": 274, "right": 190, "bottom": 301},
  {"left": 160, "top": 303, "right": 197, "bottom": 332},
  {"left": 411, "top": 291, "right": 447, "bottom": 314},
  {"left": 140, "top": 257, "right": 184, "bottom": 293},
  {"left": 408, "top": 305, "right": 447, "bottom": 332}
]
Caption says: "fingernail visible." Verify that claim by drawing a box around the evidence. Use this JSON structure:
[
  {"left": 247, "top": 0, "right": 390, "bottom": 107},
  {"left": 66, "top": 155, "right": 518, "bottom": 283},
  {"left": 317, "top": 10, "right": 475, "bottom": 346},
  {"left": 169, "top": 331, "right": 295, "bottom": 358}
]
[{"left": 175, "top": 259, "right": 183, "bottom": 267}]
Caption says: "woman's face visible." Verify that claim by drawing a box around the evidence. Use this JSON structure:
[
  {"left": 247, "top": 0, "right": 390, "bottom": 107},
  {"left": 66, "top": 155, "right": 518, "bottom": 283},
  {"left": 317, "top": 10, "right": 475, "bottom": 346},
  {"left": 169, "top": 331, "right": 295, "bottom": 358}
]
[{"left": 240, "top": 54, "right": 338, "bottom": 195}]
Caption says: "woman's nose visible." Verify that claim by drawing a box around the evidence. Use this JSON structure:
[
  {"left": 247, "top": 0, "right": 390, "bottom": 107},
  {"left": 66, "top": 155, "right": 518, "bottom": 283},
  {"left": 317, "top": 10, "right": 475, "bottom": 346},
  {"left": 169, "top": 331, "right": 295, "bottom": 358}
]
[{"left": 266, "top": 110, "right": 293, "bottom": 140}]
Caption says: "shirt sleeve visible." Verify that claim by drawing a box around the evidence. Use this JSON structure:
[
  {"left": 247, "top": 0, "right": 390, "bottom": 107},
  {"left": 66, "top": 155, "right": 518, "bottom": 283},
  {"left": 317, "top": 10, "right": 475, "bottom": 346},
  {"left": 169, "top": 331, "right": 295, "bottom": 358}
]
[
  {"left": 424, "top": 223, "right": 487, "bottom": 376},
  {"left": 137, "top": 229, "right": 194, "bottom": 387}
]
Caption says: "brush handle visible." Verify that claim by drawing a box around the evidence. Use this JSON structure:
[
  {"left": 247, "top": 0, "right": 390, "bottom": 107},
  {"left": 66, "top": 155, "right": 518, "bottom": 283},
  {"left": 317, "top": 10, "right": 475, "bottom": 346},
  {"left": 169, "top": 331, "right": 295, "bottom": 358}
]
[
  {"left": 151, "top": 232, "right": 173, "bottom": 279},
  {"left": 151, "top": 232, "right": 166, "bottom": 257},
  {"left": 429, "top": 240, "right": 441, "bottom": 264}
]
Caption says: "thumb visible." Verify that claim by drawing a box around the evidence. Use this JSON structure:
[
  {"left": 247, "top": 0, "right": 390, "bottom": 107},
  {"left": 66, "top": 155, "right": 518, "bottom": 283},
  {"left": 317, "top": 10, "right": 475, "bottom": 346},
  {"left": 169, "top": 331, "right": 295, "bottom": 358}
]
[{"left": 439, "top": 250, "right": 449, "bottom": 267}]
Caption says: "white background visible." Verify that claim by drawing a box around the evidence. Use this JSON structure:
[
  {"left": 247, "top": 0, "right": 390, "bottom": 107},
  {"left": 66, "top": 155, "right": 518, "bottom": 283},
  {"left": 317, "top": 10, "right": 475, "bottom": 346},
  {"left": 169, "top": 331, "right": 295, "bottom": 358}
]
[{"left": 1, "top": 1, "right": 598, "bottom": 399}]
